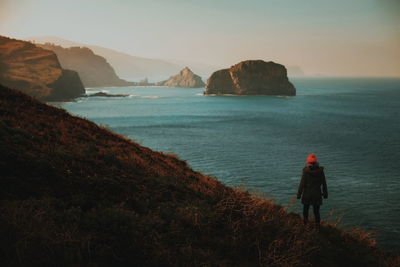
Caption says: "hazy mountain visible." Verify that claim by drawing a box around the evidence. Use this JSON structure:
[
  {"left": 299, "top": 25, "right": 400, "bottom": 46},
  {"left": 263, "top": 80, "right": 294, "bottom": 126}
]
[
  {"left": 37, "top": 43, "right": 133, "bottom": 87},
  {"left": 87, "top": 45, "right": 182, "bottom": 80},
  {"left": 27, "top": 36, "right": 182, "bottom": 81},
  {"left": 287, "top": 65, "right": 305, "bottom": 77},
  {"left": 26, "top": 36, "right": 305, "bottom": 80}
]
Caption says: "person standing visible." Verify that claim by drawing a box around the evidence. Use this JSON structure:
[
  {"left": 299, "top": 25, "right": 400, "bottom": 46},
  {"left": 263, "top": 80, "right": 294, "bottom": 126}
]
[{"left": 297, "top": 153, "right": 328, "bottom": 229}]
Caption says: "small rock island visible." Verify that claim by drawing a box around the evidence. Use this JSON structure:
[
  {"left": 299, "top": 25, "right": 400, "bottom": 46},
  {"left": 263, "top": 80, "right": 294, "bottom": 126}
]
[
  {"left": 157, "top": 67, "right": 205, "bottom": 88},
  {"left": 86, "top": 92, "right": 129, "bottom": 97},
  {"left": 205, "top": 60, "right": 296, "bottom": 96}
]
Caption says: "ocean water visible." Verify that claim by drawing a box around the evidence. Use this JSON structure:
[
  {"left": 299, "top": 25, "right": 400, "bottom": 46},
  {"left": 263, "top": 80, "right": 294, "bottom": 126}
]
[{"left": 56, "top": 78, "right": 400, "bottom": 251}]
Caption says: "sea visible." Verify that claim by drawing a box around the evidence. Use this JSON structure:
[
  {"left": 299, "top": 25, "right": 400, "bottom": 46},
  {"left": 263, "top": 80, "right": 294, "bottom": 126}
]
[{"left": 55, "top": 78, "right": 400, "bottom": 251}]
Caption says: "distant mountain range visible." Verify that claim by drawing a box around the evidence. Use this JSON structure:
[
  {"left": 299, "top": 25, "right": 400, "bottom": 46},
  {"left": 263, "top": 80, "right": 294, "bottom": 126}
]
[
  {"left": 26, "top": 36, "right": 201, "bottom": 81},
  {"left": 26, "top": 36, "right": 305, "bottom": 80},
  {"left": 37, "top": 43, "right": 133, "bottom": 87}
]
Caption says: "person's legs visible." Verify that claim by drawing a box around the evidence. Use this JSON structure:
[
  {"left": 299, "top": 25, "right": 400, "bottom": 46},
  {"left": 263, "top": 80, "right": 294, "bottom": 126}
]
[
  {"left": 303, "top": 204, "right": 310, "bottom": 225},
  {"left": 313, "top": 205, "right": 321, "bottom": 228}
]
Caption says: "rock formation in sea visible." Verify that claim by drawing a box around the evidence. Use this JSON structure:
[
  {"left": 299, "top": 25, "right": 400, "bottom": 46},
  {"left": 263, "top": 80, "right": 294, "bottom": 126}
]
[
  {"left": 86, "top": 92, "right": 129, "bottom": 97},
  {"left": 157, "top": 67, "right": 205, "bottom": 88},
  {"left": 205, "top": 60, "right": 296, "bottom": 96},
  {"left": 0, "top": 35, "right": 85, "bottom": 100},
  {"left": 37, "top": 43, "right": 134, "bottom": 87},
  {"left": 136, "top": 77, "right": 154, "bottom": 86}
]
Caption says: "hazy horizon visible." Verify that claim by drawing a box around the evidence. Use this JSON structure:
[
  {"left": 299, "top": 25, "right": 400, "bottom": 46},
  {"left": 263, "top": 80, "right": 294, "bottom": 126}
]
[{"left": 1, "top": 0, "right": 399, "bottom": 77}]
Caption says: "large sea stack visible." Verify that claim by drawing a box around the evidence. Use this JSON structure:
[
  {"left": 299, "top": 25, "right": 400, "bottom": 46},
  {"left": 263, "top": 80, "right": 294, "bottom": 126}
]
[
  {"left": 37, "top": 43, "right": 134, "bottom": 87},
  {"left": 0, "top": 36, "right": 85, "bottom": 101},
  {"left": 205, "top": 60, "right": 296, "bottom": 96},
  {"left": 157, "top": 67, "right": 205, "bottom": 88}
]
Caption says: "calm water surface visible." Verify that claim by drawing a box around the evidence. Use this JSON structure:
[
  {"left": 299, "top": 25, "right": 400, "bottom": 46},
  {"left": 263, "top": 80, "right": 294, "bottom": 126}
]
[{"left": 56, "top": 78, "right": 400, "bottom": 251}]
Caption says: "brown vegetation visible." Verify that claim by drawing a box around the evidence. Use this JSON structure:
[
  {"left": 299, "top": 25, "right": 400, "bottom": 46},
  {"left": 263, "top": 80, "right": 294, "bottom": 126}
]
[{"left": 0, "top": 84, "right": 398, "bottom": 266}]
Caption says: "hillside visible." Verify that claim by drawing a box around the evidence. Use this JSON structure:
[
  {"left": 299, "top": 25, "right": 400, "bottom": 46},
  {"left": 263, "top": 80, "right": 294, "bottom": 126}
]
[
  {"left": 37, "top": 43, "right": 134, "bottom": 87},
  {"left": 0, "top": 36, "right": 84, "bottom": 101},
  {"left": 0, "top": 84, "right": 398, "bottom": 266}
]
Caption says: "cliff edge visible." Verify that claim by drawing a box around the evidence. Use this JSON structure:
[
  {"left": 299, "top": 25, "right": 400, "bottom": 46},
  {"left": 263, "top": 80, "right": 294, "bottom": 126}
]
[
  {"left": 0, "top": 36, "right": 84, "bottom": 101},
  {"left": 205, "top": 60, "right": 296, "bottom": 96}
]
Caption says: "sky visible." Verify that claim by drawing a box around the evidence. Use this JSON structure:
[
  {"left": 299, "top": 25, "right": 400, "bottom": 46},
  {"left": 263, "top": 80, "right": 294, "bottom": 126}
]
[{"left": 1, "top": 0, "right": 399, "bottom": 76}]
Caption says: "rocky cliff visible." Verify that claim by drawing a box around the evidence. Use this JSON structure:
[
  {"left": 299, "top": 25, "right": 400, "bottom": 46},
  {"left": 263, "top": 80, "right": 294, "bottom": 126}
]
[
  {"left": 37, "top": 43, "right": 134, "bottom": 87},
  {"left": 205, "top": 60, "right": 296, "bottom": 96},
  {"left": 0, "top": 36, "right": 85, "bottom": 100},
  {"left": 157, "top": 67, "right": 205, "bottom": 88}
]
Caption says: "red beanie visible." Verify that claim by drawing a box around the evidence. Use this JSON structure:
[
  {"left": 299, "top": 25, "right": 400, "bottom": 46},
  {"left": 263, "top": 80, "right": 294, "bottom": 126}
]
[{"left": 307, "top": 153, "right": 317, "bottom": 163}]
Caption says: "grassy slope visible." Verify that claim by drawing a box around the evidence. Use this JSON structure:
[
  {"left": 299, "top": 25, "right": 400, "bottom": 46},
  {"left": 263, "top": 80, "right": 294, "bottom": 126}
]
[{"left": 0, "top": 85, "right": 397, "bottom": 267}]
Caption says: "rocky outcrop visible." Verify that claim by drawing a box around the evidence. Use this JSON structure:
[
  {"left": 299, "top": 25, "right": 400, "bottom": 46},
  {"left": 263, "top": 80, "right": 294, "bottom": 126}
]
[
  {"left": 157, "top": 67, "right": 205, "bottom": 88},
  {"left": 37, "top": 43, "right": 134, "bottom": 87},
  {"left": 205, "top": 60, "right": 296, "bottom": 96},
  {"left": 86, "top": 92, "right": 129, "bottom": 97},
  {"left": 0, "top": 36, "right": 85, "bottom": 100},
  {"left": 136, "top": 77, "right": 155, "bottom": 86}
]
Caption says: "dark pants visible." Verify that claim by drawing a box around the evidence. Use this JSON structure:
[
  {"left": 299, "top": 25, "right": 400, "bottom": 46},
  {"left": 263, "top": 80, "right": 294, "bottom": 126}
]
[{"left": 303, "top": 204, "right": 320, "bottom": 226}]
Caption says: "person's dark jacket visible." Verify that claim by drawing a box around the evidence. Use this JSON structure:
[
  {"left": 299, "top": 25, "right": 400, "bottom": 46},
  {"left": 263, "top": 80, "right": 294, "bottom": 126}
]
[{"left": 297, "top": 163, "right": 328, "bottom": 205}]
